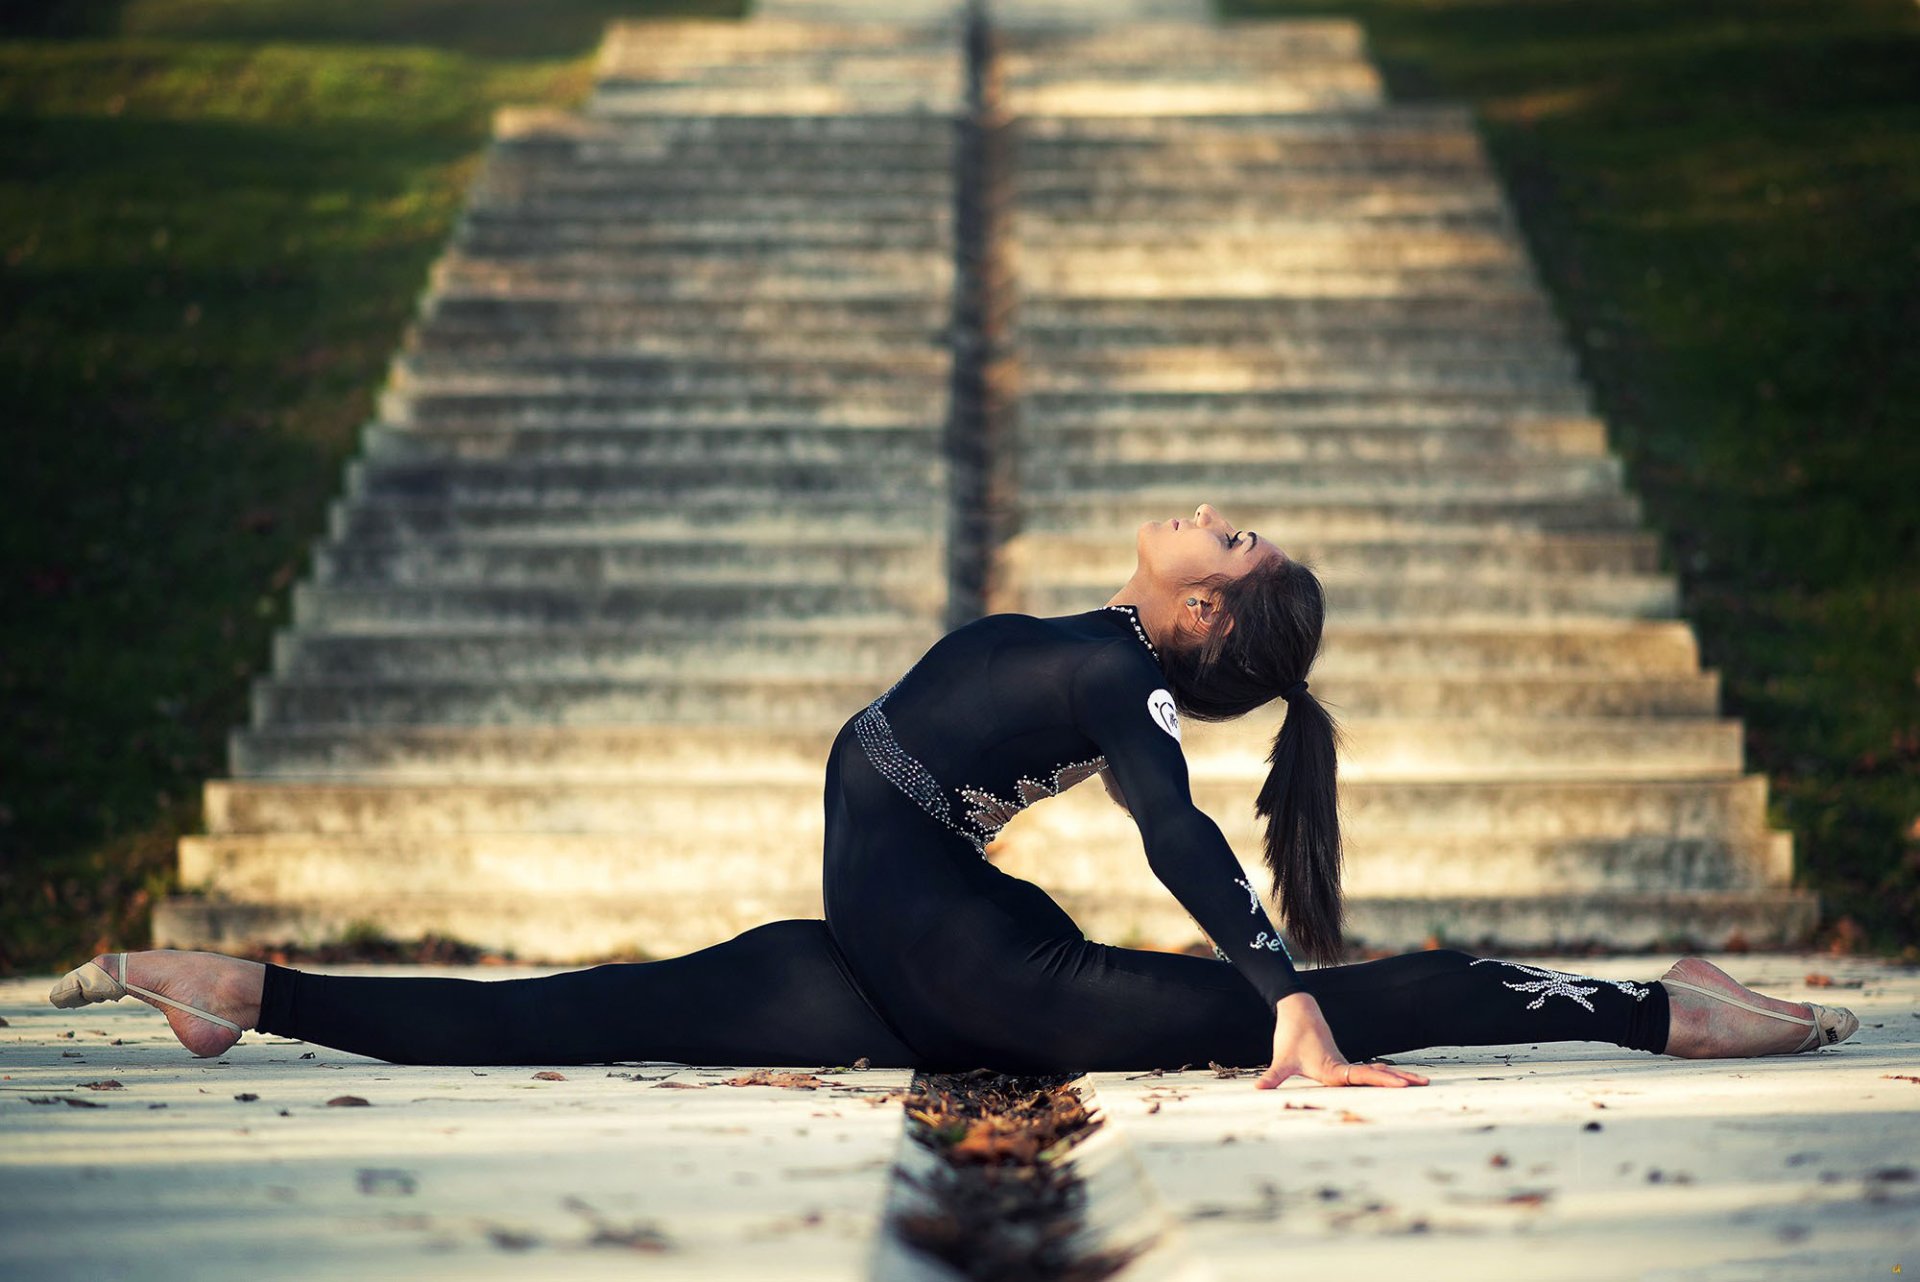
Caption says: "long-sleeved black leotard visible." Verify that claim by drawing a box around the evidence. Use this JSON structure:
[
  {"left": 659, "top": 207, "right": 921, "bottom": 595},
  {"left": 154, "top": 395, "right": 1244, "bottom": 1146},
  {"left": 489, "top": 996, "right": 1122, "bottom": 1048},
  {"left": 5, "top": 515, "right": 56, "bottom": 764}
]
[{"left": 257, "top": 604, "right": 1670, "bottom": 1068}]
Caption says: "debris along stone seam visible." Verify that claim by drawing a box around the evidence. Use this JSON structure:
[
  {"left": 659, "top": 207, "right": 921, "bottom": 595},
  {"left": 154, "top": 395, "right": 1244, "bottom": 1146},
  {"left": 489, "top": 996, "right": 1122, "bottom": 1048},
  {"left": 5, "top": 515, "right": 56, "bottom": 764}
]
[{"left": 880, "top": 1069, "right": 1165, "bottom": 1281}]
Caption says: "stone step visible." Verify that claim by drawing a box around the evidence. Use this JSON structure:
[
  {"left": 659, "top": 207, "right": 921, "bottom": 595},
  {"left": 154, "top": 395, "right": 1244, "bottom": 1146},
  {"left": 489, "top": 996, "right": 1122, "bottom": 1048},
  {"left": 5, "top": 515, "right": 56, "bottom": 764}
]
[
  {"left": 1016, "top": 295, "right": 1556, "bottom": 329},
  {"left": 472, "top": 167, "right": 955, "bottom": 197},
  {"left": 1016, "top": 360, "right": 1585, "bottom": 395},
  {"left": 344, "top": 458, "right": 942, "bottom": 504},
  {"left": 1011, "top": 132, "right": 1489, "bottom": 166},
  {"left": 1019, "top": 456, "right": 1622, "bottom": 496},
  {"left": 419, "top": 294, "right": 952, "bottom": 333},
  {"left": 496, "top": 105, "right": 959, "bottom": 144},
  {"left": 1012, "top": 204, "right": 1513, "bottom": 232},
  {"left": 433, "top": 247, "right": 954, "bottom": 282},
  {"left": 311, "top": 537, "right": 943, "bottom": 588},
  {"left": 1004, "top": 529, "right": 1658, "bottom": 575},
  {"left": 268, "top": 619, "right": 1698, "bottom": 682},
  {"left": 246, "top": 670, "right": 1720, "bottom": 729},
  {"left": 363, "top": 421, "right": 943, "bottom": 465},
  {"left": 1031, "top": 497, "right": 1647, "bottom": 536},
  {"left": 202, "top": 775, "right": 1768, "bottom": 841},
  {"left": 1013, "top": 418, "right": 1606, "bottom": 461},
  {"left": 1015, "top": 388, "right": 1592, "bottom": 421},
  {"left": 595, "top": 56, "right": 960, "bottom": 83},
  {"left": 1011, "top": 188, "right": 1509, "bottom": 216},
  {"left": 390, "top": 351, "right": 949, "bottom": 386},
  {"left": 1018, "top": 262, "right": 1540, "bottom": 296},
  {"left": 329, "top": 497, "right": 945, "bottom": 542},
  {"left": 225, "top": 718, "right": 1744, "bottom": 783},
  {"left": 229, "top": 725, "right": 845, "bottom": 781},
  {"left": 1330, "top": 891, "right": 1819, "bottom": 951},
  {"left": 289, "top": 582, "right": 943, "bottom": 633},
  {"left": 404, "top": 329, "right": 951, "bottom": 360},
  {"left": 1001, "top": 21, "right": 1366, "bottom": 57},
  {"left": 1000, "top": 79, "right": 1386, "bottom": 117},
  {"left": 1047, "top": 889, "right": 1821, "bottom": 955},
  {"left": 1029, "top": 326, "right": 1566, "bottom": 355},
  {"left": 1013, "top": 107, "right": 1478, "bottom": 139},
  {"left": 1013, "top": 577, "right": 1678, "bottom": 622},
  {"left": 1001, "top": 823, "right": 1790, "bottom": 895},
  {"left": 454, "top": 219, "right": 953, "bottom": 252},
  {"left": 273, "top": 626, "right": 940, "bottom": 681},
  {"left": 429, "top": 259, "right": 954, "bottom": 298},
  {"left": 151, "top": 891, "right": 831, "bottom": 964},
  {"left": 587, "top": 87, "right": 964, "bottom": 115},
  {"left": 248, "top": 675, "right": 888, "bottom": 729},
  {"left": 486, "top": 134, "right": 959, "bottom": 167},
  {"left": 377, "top": 390, "right": 947, "bottom": 428}
]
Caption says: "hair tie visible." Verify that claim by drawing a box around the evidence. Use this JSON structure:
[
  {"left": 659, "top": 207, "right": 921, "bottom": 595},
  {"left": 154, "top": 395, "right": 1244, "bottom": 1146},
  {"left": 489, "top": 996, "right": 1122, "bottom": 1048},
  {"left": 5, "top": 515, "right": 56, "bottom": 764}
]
[{"left": 1281, "top": 679, "right": 1308, "bottom": 702}]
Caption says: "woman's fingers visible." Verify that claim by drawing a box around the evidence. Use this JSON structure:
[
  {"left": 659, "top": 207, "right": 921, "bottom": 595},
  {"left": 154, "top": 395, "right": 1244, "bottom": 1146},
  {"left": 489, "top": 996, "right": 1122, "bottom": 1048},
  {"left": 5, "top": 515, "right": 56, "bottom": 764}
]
[{"left": 1345, "top": 1061, "right": 1429, "bottom": 1087}]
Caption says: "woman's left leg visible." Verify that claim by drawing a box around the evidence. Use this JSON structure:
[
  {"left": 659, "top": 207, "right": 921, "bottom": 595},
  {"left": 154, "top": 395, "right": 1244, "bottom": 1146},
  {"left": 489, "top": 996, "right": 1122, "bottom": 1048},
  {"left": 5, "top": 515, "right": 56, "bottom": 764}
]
[{"left": 905, "top": 923, "right": 1670, "bottom": 1072}]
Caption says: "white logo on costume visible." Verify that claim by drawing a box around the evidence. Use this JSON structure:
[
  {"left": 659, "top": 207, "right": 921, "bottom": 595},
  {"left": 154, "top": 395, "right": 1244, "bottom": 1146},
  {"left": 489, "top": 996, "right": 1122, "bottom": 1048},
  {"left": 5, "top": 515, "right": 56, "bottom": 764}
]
[{"left": 1146, "top": 689, "right": 1181, "bottom": 741}]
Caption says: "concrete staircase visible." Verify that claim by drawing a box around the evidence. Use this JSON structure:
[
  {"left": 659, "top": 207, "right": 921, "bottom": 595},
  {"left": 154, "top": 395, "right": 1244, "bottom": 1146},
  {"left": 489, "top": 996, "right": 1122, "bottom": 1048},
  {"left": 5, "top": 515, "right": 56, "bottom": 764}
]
[
  {"left": 983, "top": 16, "right": 1817, "bottom": 950},
  {"left": 154, "top": 18, "right": 964, "bottom": 960},
  {"left": 158, "top": 2, "right": 1815, "bottom": 964}
]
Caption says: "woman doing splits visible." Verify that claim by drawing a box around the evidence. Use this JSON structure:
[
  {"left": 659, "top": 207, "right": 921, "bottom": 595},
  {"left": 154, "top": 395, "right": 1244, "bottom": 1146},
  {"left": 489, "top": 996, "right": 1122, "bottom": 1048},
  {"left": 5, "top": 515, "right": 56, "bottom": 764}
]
[{"left": 52, "top": 503, "right": 1859, "bottom": 1088}]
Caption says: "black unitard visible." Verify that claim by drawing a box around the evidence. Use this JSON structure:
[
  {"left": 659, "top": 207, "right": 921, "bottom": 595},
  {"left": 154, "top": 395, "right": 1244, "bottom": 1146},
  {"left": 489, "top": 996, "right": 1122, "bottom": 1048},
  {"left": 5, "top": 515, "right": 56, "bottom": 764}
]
[{"left": 257, "top": 605, "right": 1670, "bottom": 1068}]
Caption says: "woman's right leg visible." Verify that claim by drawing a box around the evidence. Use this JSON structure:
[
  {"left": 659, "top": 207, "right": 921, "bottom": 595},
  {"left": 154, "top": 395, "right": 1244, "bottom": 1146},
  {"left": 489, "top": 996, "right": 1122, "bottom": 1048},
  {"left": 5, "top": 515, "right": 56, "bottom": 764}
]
[{"left": 252, "top": 919, "right": 922, "bottom": 1067}]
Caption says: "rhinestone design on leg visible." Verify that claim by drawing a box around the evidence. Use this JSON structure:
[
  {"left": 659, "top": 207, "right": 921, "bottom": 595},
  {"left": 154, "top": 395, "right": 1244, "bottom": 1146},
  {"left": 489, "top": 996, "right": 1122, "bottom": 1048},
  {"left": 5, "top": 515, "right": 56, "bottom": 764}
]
[{"left": 1469, "top": 958, "right": 1651, "bottom": 1012}]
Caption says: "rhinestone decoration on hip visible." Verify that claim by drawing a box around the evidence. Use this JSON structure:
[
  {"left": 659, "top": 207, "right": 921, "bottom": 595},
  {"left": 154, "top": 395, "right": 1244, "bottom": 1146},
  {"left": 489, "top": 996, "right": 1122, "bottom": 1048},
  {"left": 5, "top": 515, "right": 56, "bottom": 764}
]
[
  {"left": 959, "top": 755, "right": 1108, "bottom": 851},
  {"left": 854, "top": 680, "right": 1109, "bottom": 858},
  {"left": 1469, "top": 958, "right": 1650, "bottom": 1012}
]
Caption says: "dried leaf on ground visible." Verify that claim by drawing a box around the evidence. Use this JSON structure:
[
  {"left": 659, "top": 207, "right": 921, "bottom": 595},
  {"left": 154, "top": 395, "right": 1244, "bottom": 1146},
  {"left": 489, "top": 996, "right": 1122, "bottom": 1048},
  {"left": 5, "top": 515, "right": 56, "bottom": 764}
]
[
  {"left": 531, "top": 1071, "right": 566, "bottom": 1081},
  {"left": 78, "top": 1080, "right": 122, "bottom": 1090},
  {"left": 326, "top": 1095, "right": 371, "bottom": 1107},
  {"left": 724, "top": 1070, "right": 825, "bottom": 1090}
]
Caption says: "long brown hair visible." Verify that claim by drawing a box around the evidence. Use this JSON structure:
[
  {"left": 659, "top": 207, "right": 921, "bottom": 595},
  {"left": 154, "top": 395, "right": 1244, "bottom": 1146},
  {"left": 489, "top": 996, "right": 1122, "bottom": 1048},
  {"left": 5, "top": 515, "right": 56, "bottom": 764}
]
[{"left": 1159, "top": 557, "right": 1344, "bottom": 964}]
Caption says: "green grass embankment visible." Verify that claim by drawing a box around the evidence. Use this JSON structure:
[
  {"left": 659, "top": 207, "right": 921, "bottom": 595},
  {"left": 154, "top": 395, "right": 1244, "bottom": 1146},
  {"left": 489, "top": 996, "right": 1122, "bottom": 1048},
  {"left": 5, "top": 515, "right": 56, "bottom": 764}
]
[
  {"left": 0, "top": 1, "right": 744, "bottom": 973},
  {"left": 1218, "top": 0, "right": 1920, "bottom": 954}
]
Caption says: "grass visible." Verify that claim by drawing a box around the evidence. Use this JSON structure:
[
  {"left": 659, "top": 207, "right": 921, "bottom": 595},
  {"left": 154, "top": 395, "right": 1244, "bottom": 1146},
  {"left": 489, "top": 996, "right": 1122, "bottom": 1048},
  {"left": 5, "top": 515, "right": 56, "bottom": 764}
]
[
  {"left": 1216, "top": 0, "right": 1919, "bottom": 954},
  {"left": 0, "top": 0, "right": 744, "bottom": 973},
  {"left": 3, "top": 0, "right": 1914, "bottom": 973}
]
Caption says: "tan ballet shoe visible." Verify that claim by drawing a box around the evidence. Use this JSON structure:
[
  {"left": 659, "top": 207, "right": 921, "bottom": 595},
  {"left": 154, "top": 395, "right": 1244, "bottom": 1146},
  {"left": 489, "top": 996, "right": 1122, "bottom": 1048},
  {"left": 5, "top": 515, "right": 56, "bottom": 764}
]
[
  {"left": 48, "top": 953, "right": 245, "bottom": 1039},
  {"left": 1659, "top": 958, "right": 1858, "bottom": 1057}
]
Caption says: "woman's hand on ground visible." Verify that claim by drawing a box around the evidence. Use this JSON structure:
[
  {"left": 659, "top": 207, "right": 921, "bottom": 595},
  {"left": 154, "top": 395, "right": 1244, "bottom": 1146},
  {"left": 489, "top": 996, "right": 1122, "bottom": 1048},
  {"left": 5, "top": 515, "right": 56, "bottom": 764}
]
[{"left": 1257, "top": 991, "right": 1430, "bottom": 1089}]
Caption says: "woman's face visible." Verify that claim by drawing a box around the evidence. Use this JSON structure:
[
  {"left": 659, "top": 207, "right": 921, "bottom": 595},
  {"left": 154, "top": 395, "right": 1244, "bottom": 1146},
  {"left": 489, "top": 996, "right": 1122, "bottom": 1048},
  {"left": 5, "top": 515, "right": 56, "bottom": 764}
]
[{"left": 1137, "top": 502, "right": 1285, "bottom": 587}]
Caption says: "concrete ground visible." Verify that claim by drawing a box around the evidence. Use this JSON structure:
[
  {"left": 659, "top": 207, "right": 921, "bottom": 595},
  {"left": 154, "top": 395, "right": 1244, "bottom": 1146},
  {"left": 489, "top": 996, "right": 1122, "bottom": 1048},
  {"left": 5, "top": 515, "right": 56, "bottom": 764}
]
[{"left": 2, "top": 951, "right": 1915, "bottom": 1281}]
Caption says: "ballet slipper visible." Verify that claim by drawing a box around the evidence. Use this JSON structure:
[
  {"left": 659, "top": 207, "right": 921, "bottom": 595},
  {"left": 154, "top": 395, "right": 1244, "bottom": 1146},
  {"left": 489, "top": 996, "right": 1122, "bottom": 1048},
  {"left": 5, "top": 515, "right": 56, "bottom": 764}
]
[
  {"left": 1659, "top": 958, "right": 1858, "bottom": 1057},
  {"left": 49, "top": 952, "right": 245, "bottom": 1056}
]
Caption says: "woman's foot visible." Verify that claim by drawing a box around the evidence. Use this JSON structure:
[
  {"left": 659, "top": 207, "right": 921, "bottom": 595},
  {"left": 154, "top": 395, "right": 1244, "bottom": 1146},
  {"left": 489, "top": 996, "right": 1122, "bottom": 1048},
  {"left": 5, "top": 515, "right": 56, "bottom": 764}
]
[
  {"left": 1659, "top": 957, "right": 1855, "bottom": 1058},
  {"left": 51, "top": 950, "right": 264, "bottom": 1058}
]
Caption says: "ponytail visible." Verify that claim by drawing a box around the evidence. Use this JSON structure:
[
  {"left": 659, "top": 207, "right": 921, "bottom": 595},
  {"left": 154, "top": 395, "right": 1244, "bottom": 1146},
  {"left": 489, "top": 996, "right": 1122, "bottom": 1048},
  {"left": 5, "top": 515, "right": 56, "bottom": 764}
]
[
  {"left": 1254, "top": 685, "right": 1345, "bottom": 965},
  {"left": 1158, "top": 556, "right": 1346, "bottom": 966}
]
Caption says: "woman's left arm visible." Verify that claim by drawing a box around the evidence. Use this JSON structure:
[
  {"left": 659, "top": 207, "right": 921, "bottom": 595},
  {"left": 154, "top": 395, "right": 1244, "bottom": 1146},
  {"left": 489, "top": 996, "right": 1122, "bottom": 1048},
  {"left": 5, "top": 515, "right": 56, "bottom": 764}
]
[{"left": 1071, "top": 643, "right": 1427, "bottom": 1090}]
